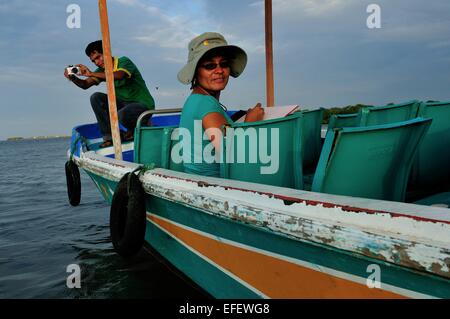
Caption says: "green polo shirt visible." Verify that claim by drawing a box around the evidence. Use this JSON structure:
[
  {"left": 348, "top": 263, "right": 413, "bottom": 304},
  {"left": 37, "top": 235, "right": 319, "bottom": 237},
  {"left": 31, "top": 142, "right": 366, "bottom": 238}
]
[{"left": 93, "top": 56, "right": 155, "bottom": 109}]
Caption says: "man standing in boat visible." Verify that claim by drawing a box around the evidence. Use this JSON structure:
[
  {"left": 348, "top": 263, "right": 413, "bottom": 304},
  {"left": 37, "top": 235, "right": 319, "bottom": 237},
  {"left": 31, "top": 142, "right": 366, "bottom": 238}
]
[{"left": 64, "top": 40, "right": 155, "bottom": 148}]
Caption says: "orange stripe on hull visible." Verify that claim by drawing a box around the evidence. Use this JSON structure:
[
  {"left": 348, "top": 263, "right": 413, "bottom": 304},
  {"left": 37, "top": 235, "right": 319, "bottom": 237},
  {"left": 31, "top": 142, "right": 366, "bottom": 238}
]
[{"left": 149, "top": 214, "right": 406, "bottom": 299}]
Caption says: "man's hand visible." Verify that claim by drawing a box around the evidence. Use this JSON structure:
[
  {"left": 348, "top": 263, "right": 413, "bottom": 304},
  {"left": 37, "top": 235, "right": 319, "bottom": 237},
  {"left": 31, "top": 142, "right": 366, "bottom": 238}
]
[
  {"left": 64, "top": 66, "right": 97, "bottom": 90},
  {"left": 244, "top": 103, "right": 265, "bottom": 122},
  {"left": 76, "top": 64, "right": 92, "bottom": 77},
  {"left": 64, "top": 68, "right": 73, "bottom": 80}
]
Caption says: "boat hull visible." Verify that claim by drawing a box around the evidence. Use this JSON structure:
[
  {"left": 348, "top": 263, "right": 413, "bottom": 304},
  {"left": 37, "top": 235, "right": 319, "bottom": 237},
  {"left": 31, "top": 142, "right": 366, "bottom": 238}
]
[{"left": 82, "top": 165, "right": 450, "bottom": 299}]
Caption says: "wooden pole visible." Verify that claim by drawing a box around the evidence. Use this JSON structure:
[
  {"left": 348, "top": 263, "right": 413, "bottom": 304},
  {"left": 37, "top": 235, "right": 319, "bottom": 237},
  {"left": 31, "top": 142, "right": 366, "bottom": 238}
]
[
  {"left": 265, "top": 0, "right": 275, "bottom": 107},
  {"left": 98, "top": 0, "right": 122, "bottom": 160}
]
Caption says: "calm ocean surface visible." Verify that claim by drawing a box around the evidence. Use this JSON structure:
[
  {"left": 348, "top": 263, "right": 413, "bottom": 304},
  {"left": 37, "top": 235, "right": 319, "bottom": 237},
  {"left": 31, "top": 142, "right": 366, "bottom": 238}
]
[{"left": 0, "top": 138, "right": 208, "bottom": 299}]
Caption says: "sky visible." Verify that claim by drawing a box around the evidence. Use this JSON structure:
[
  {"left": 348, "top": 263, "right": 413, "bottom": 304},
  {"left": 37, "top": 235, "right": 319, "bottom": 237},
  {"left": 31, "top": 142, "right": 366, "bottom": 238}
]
[{"left": 0, "top": 0, "right": 449, "bottom": 140}]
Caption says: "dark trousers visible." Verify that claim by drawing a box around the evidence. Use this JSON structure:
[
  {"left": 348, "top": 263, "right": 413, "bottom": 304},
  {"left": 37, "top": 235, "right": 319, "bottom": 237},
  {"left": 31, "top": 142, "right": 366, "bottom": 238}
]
[{"left": 90, "top": 92, "right": 149, "bottom": 141}]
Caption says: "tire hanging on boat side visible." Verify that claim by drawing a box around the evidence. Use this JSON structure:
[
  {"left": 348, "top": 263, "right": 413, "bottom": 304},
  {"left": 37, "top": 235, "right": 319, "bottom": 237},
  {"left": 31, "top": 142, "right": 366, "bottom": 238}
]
[
  {"left": 65, "top": 160, "right": 81, "bottom": 206},
  {"left": 110, "top": 172, "right": 146, "bottom": 257}
]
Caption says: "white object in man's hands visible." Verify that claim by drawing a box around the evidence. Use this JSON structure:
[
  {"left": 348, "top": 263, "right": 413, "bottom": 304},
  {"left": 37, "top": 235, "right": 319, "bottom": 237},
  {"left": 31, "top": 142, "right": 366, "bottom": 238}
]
[
  {"left": 234, "top": 105, "right": 300, "bottom": 123},
  {"left": 66, "top": 65, "right": 81, "bottom": 76}
]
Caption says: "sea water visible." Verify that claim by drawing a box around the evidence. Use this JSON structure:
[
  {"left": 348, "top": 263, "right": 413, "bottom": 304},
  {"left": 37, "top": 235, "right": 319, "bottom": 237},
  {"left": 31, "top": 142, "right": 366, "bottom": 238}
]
[{"left": 0, "top": 138, "right": 207, "bottom": 298}]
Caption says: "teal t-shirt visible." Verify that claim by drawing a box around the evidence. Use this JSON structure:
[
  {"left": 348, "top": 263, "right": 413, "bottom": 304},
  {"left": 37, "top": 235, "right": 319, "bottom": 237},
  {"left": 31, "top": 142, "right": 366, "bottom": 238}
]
[
  {"left": 93, "top": 56, "right": 155, "bottom": 109},
  {"left": 179, "top": 94, "right": 232, "bottom": 177}
]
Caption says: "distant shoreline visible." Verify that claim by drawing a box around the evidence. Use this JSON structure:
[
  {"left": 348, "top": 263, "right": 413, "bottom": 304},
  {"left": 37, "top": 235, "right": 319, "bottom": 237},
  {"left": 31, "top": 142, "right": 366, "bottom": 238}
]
[{"left": 5, "top": 135, "right": 70, "bottom": 141}]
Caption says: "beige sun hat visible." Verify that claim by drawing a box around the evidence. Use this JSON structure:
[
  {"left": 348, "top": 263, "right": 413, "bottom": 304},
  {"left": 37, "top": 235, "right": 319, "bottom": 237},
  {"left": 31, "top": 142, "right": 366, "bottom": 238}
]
[{"left": 177, "top": 32, "right": 248, "bottom": 85}]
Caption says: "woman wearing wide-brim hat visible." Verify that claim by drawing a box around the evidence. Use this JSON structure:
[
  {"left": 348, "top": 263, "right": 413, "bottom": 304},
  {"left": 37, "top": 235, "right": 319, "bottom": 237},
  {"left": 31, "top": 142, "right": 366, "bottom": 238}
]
[{"left": 178, "top": 32, "right": 264, "bottom": 177}]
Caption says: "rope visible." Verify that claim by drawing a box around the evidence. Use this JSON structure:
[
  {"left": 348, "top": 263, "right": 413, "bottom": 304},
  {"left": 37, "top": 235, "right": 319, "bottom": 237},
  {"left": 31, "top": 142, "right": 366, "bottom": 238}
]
[{"left": 126, "top": 163, "right": 155, "bottom": 196}]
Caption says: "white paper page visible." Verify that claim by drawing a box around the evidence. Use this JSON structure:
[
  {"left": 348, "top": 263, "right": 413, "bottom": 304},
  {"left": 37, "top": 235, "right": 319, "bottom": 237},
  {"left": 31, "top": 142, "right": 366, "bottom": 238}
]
[{"left": 234, "top": 105, "right": 300, "bottom": 123}]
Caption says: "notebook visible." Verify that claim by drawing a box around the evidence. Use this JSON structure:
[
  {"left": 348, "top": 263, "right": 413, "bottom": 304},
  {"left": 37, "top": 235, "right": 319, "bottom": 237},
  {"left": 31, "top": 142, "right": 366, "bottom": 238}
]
[{"left": 234, "top": 105, "right": 300, "bottom": 123}]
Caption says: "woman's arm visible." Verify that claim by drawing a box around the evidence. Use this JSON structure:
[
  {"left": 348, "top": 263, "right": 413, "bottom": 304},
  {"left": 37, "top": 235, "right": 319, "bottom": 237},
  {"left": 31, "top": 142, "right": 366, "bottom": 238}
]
[
  {"left": 202, "top": 103, "right": 265, "bottom": 153},
  {"left": 202, "top": 112, "right": 228, "bottom": 152}
]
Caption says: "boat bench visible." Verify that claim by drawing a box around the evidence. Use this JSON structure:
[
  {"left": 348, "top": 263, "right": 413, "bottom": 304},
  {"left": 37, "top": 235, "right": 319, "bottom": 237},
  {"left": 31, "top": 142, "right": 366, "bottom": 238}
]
[
  {"left": 220, "top": 112, "right": 305, "bottom": 189},
  {"left": 312, "top": 117, "right": 431, "bottom": 201},
  {"left": 408, "top": 101, "right": 450, "bottom": 200},
  {"left": 325, "top": 100, "right": 450, "bottom": 203},
  {"left": 134, "top": 109, "right": 325, "bottom": 191},
  {"left": 133, "top": 105, "right": 450, "bottom": 204},
  {"left": 328, "top": 100, "right": 421, "bottom": 131}
]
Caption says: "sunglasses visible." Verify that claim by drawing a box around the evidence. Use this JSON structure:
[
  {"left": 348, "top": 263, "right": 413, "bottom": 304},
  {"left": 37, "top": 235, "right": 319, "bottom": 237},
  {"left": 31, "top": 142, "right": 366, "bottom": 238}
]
[{"left": 200, "top": 60, "right": 230, "bottom": 70}]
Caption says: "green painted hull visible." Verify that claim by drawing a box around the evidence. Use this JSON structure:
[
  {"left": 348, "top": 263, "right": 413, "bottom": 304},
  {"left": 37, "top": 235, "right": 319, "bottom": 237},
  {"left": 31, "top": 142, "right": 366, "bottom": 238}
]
[
  {"left": 85, "top": 168, "right": 450, "bottom": 298},
  {"left": 147, "top": 195, "right": 450, "bottom": 298}
]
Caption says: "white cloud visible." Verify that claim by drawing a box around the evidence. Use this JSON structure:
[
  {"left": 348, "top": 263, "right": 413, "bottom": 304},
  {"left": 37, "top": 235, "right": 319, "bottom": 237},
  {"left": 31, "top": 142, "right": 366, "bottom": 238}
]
[
  {"left": 163, "top": 56, "right": 186, "bottom": 64},
  {"left": 153, "top": 88, "right": 186, "bottom": 98},
  {"left": 233, "top": 39, "right": 265, "bottom": 55},
  {"left": 0, "top": 67, "right": 45, "bottom": 83},
  {"left": 364, "top": 21, "right": 450, "bottom": 45},
  {"left": 0, "top": 4, "right": 11, "bottom": 12},
  {"left": 250, "top": 0, "right": 356, "bottom": 17},
  {"left": 428, "top": 40, "right": 450, "bottom": 49},
  {"left": 0, "top": 66, "right": 69, "bottom": 90},
  {"left": 134, "top": 25, "right": 195, "bottom": 49},
  {"left": 0, "top": 0, "right": 46, "bottom": 15},
  {"left": 113, "top": 0, "right": 139, "bottom": 5},
  {"left": 110, "top": 0, "right": 205, "bottom": 49},
  {"left": 297, "top": 0, "right": 356, "bottom": 16}
]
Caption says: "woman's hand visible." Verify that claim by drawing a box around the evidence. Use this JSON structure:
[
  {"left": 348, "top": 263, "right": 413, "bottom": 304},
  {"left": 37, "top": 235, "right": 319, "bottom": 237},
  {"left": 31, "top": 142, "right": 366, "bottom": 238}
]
[{"left": 244, "top": 103, "right": 264, "bottom": 122}]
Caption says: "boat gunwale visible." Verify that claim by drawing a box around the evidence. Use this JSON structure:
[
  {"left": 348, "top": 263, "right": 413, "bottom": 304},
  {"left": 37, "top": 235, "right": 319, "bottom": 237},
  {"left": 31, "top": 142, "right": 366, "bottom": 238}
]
[{"left": 72, "top": 148, "right": 450, "bottom": 224}]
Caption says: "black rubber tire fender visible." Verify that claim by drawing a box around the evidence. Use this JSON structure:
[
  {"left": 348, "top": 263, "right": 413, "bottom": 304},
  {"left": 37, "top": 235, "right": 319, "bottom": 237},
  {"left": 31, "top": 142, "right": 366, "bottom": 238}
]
[
  {"left": 110, "top": 172, "right": 146, "bottom": 257},
  {"left": 65, "top": 160, "right": 81, "bottom": 206}
]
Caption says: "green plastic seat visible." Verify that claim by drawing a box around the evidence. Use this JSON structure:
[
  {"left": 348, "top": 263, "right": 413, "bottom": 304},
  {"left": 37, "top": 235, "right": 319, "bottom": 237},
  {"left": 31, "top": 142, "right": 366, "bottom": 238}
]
[
  {"left": 134, "top": 125, "right": 177, "bottom": 167},
  {"left": 312, "top": 117, "right": 431, "bottom": 201},
  {"left": 328, "top": 100, "right": 421, "bottom": 131},
  {"left": 410, "top": 101, "right": 450, "bottom": 190},
  {"left": 302, "top": 108, "right": 324, "bottom": 171},
  {"left": 360, "top": 100, "right": 420, "bottom": 126},
  {"left": 134, "top": 125, "right": 185, "bottom": 172},
  {"left": 221, "top": 112, "right": 304, "bottom": 189},
  {"left": 133, "top": 109, "right": 184, "bottom": 170},
  {"left": 165, "top": 127, "right": 185, "bottom": 172},
  {"left": 328, "top": 113, "right": 359, "bottom": 130}
]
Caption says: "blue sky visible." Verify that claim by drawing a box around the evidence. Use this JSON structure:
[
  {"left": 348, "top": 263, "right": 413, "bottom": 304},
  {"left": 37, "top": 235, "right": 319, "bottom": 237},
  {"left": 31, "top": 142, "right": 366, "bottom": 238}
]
[{"left": 0, "top": 0, "right": 449, "bottom": 140}]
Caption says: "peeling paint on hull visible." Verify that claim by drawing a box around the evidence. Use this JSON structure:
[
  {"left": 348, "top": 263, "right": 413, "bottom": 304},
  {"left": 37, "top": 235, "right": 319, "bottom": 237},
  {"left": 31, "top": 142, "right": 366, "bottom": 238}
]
[{"left": 72, "top": 148, "right": 450, "bottom": 298}]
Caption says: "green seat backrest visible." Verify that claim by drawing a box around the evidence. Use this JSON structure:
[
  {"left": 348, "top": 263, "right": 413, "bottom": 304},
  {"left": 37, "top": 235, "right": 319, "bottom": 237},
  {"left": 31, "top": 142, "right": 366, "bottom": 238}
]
[
  {"left": 312, "top": 117, "right": 431, "bottom": 201},
  {"left": 134, "top": 125, "right": 185, "bottom": 172},
  {"left": 327, "top": 100, "right": 420, "bottom": 131},
  {"left": 221, "top": 112, "right": 304, "bottom": 189},
  {"left": 411, "top": 101, "right": 450, "bottom": 189},
  {"left": 165, "top": 127, "right": 185, "bottom": 172},
  {"left": 134, "top": 125, "right": 177, "bottom": 166},
  {"left": 328, "top": 113, "right": 360, "bottom": 130},
  {"left": 360, "top": 100, "right": 420, "bottom": 126},
  {"left": 302, "top": 108, "right": 324, "bottom": 170}
]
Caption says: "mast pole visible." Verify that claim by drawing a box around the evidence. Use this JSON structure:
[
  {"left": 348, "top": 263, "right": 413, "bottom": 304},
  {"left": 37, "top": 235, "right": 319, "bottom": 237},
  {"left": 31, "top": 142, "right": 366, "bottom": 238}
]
[
  {"left": 98, "top": 0, "right": 122, "bottom": 160},
  {"left": 265, "top": 0, "right": 275, "bottom": 107}
]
